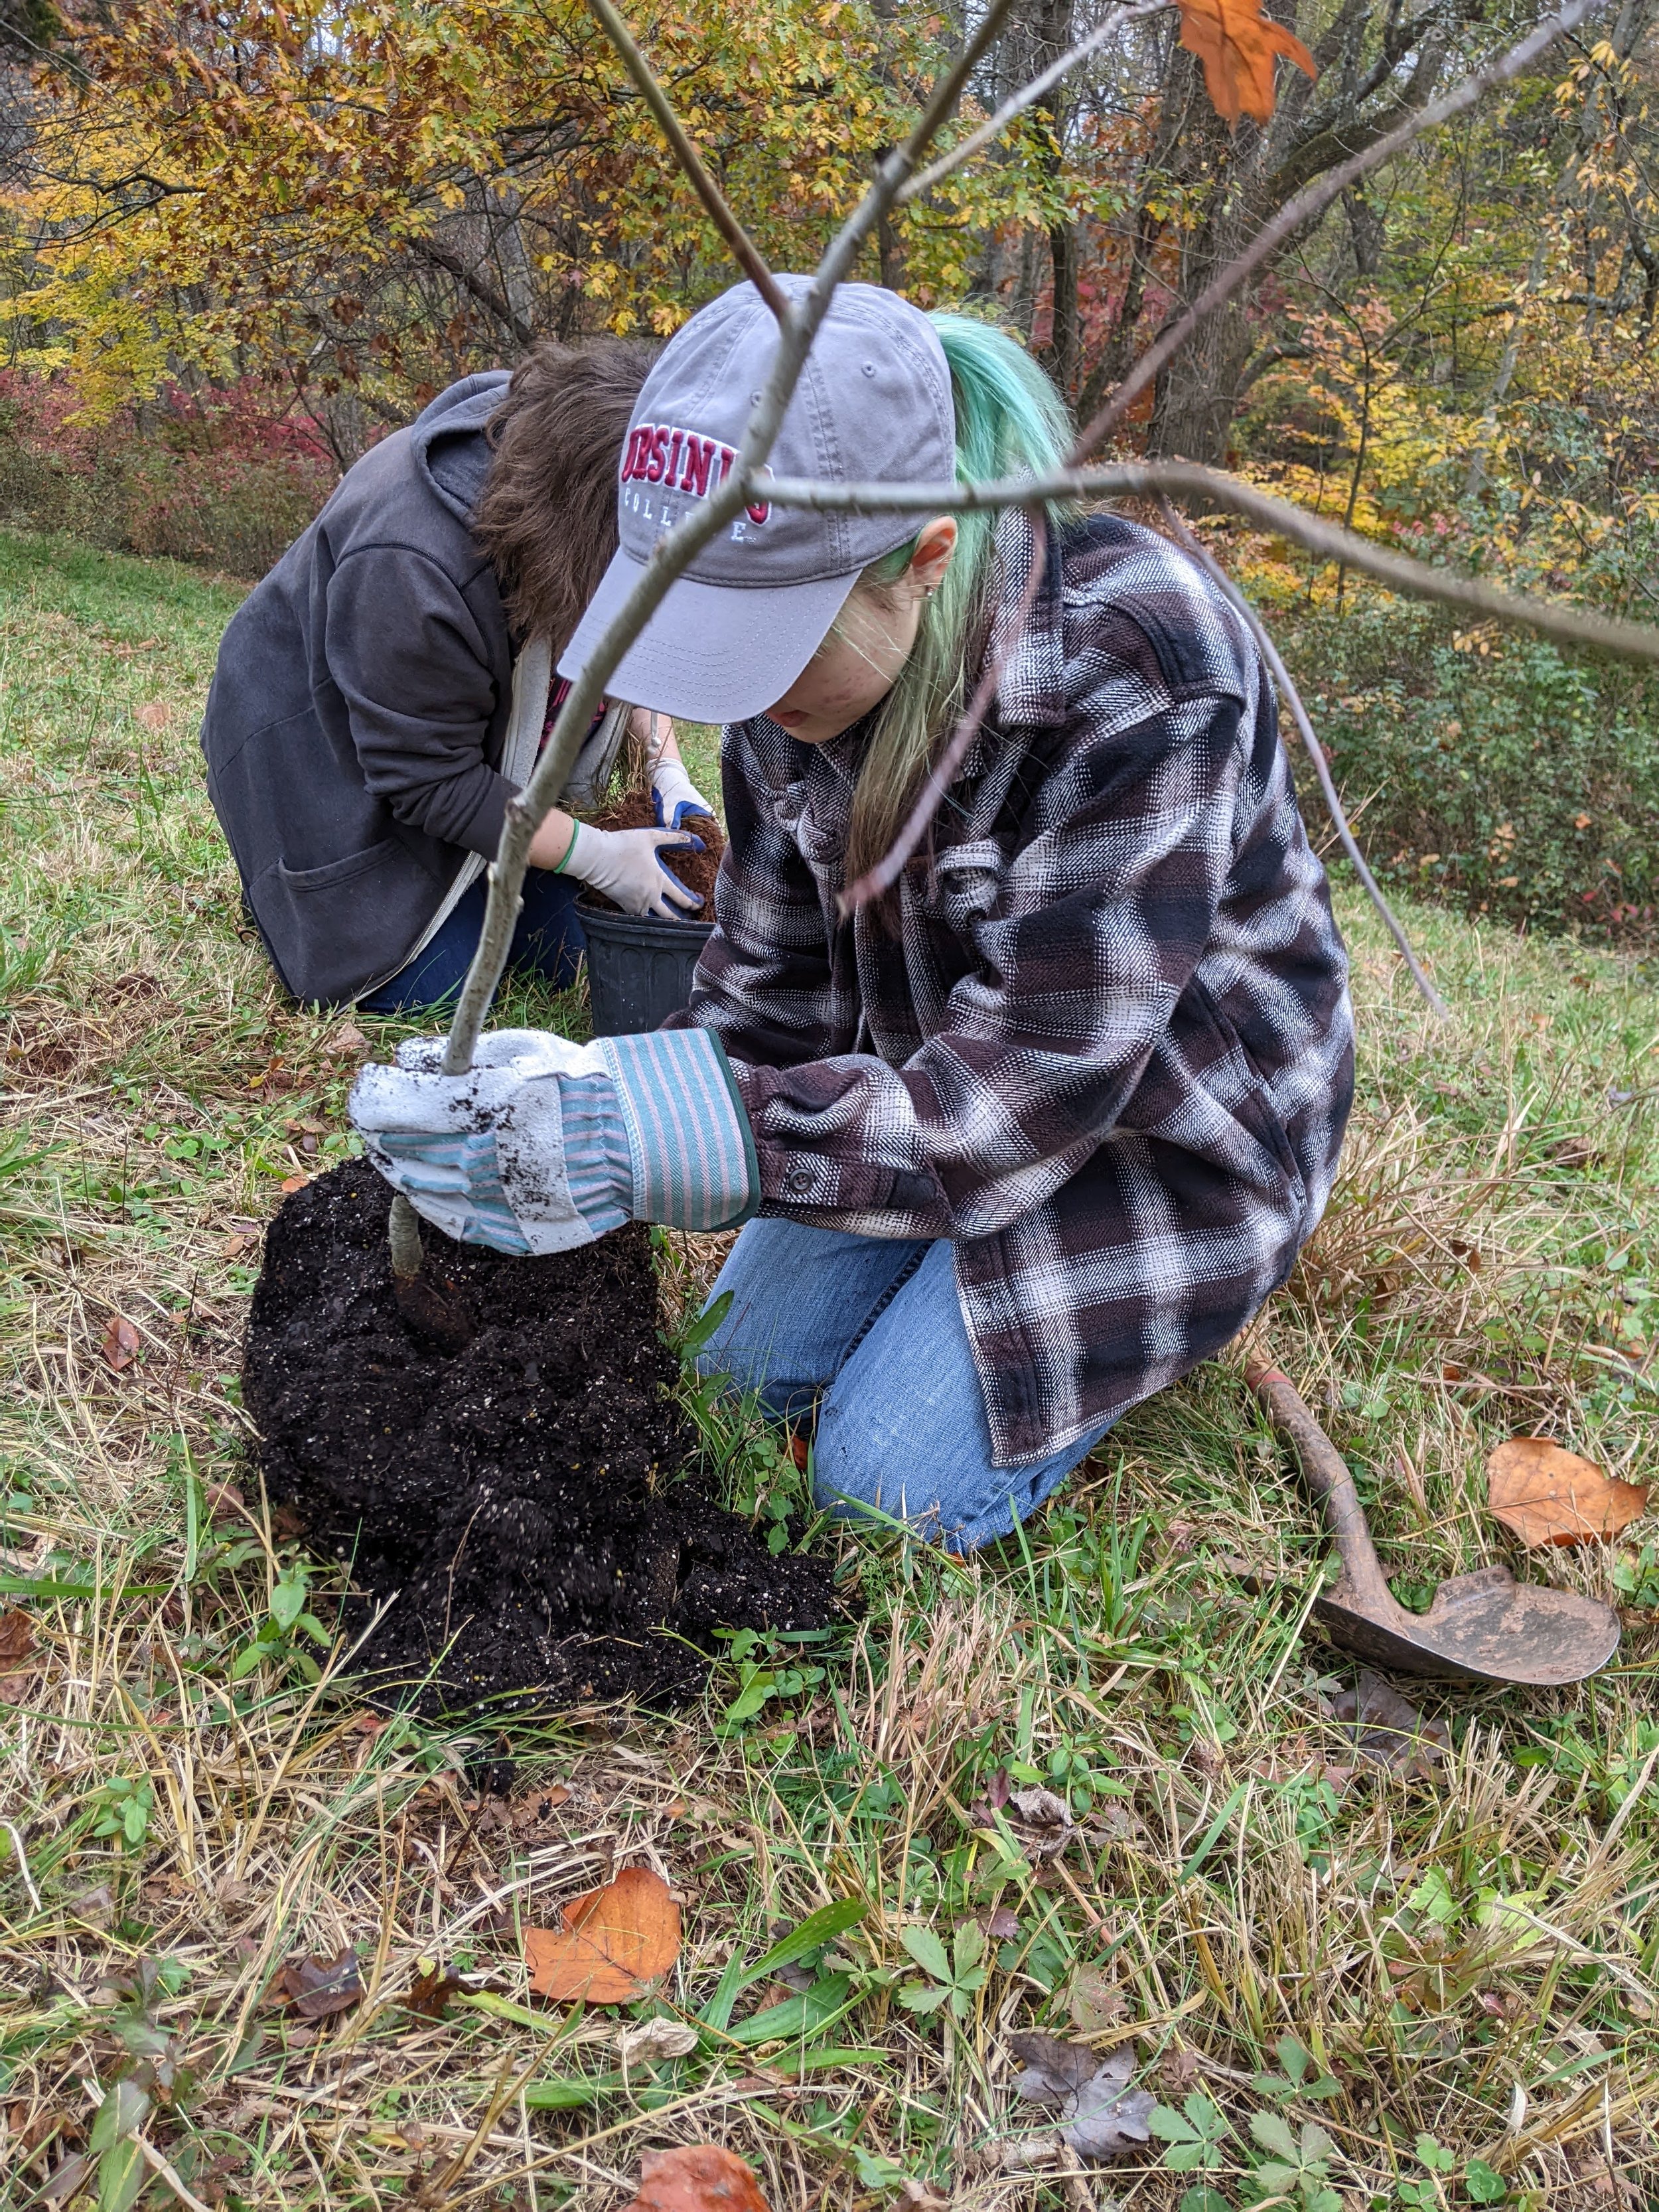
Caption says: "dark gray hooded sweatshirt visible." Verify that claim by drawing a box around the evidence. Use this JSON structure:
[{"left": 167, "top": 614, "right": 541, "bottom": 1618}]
[{"left": 202, "top": 373, "right": 530, "bottom": 1006}]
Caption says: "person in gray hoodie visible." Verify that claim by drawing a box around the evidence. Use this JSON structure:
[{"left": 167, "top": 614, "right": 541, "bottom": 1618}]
[{"left": 201, "top": 338, "right": 716, "bottom": 1011}]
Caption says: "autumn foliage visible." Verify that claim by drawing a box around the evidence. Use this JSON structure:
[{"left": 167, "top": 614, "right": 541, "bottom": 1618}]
[{"left": 1, "top": 0, "right": 1657, "bottom": 940}]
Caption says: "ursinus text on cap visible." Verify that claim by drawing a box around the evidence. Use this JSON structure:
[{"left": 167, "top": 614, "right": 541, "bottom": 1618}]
[{"left": 557, "top": 275, "right": 956, "bottom": 726}]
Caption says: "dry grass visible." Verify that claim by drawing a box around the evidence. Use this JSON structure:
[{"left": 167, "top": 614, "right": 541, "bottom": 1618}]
[{"left": 1, "top": 528, "right": 1656, "bottom": 2209}]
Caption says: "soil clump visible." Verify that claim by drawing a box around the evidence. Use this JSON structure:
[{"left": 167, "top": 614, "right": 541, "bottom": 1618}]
[
  {"left": 584, "top": 784, "right": 725, "bottom": 913},
  {"left": 244, "top": 1159, "right": 841, "bottom": 1713}
]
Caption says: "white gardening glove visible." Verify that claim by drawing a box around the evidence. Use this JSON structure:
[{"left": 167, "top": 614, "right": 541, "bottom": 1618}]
[
  {"left": 562, "top": 821, "right": 703, "bottom": 919},
  {"left": 350, "top": 1026, "right": 755, "bottom": 1255},
  {"left": 351, "top": 1029, "right": 616, "bottom": 1255},
  {"left": 652, "top": 755, "right": 717, "bottom": 831}
]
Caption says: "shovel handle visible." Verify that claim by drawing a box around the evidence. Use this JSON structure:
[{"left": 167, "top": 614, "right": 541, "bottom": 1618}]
[{"left": 1244, "top": 1359, "right": 1394, "bottom": 1606}]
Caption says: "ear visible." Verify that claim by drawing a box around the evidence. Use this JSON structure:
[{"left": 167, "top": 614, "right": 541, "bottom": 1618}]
[{"left": 907, "top": 516, "right": 958, "bottom": 593}]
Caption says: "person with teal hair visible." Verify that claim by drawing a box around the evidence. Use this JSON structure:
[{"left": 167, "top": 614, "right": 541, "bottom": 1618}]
[{"left": 354, "top": 277, "right": 1355, "bottom": 1552}]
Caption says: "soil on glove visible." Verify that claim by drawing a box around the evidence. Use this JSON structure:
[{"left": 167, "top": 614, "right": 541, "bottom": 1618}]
[
  {"left": 243, "top": 1158, "right": 842, "bottom": 1714},
  {"left": 583, "top": 784, "right": 725, "bottom": 913}
]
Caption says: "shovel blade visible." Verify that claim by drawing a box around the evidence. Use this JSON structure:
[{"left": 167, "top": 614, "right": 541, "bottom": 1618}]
[{"left": 1316, "top": 1563, "right": 1620, "bottom": 1687}]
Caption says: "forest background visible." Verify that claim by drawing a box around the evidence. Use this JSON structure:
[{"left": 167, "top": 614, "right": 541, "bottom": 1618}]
[{"left": 0, "top": 0, "right": 1656, "bottom": 945}]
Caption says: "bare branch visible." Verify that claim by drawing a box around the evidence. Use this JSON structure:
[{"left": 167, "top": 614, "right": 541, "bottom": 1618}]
[
  {"left": 1070, "top": 0, "right": 1608, "bottom": 459},
  {"left": 755, "top": 455, "right": 1659, "bottom": 666},
  {"left": 583, "top": 0, "right": 787, "bottom": 320},
  {"left": 441, "top": 483, "right": 746, "bottom": 1073},
  {"left": 899, "top": 0, "right": 1168, "bottom": 206},
  {"left": 411, "top": 236, "right": 534, "bottom": 347},
  {"left": 1155, "top": 500, "right": 1449, "bottom": 1019},
  {"left": 438, "top": 0, "right": 1017, "bottom": 1074},
  {"left": 839, "top": 516, "right": 1048, "bottom": 913}
]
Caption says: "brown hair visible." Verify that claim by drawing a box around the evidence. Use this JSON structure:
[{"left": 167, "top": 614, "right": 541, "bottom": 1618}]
[{"left": 470, "top": 335, "right": 658, "bottom": 650}]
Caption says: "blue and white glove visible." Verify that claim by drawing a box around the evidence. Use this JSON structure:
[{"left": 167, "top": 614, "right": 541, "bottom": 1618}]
[
  {"left": 651, "top": 755, "right": 717, "bottom": 832},
  {"left": 350, "top": 1027, "right": 756, "bottom": 1256},
  {"left": 562, "top": 821, "right": 704, "bottom": 919}
]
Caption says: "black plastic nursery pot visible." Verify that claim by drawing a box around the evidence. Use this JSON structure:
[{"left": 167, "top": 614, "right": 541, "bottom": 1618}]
[{"left": 580, "top": 903, "right": 713, "bottom": 1035}]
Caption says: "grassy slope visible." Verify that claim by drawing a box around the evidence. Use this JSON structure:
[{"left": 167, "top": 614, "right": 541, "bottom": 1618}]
[{"left": 1, "top": 528, "right": 1655, "bottom": 2209}]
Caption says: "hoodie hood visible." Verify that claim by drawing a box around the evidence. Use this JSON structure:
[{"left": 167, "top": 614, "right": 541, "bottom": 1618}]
[{"left": 407, "top": 370, "right": 510, "bottom": 530}]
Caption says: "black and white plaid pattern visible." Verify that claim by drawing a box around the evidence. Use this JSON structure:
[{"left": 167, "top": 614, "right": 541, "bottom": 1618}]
[{"left": 666, "top": 513, "right": 1356, "bottom": 1467}]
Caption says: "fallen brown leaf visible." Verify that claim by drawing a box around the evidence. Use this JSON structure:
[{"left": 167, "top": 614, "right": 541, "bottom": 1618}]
[
  {"left": 1159, "top": 2045, "right": 1201, "bottom": 2095},
  {"left": 967, "top": 1773, "right": 1080, "bottom": 1862},
  {"left": 524, "top": 1865, "right": 680, "bottom": 2004},
  {"left": 983, "top": 1905, "right": 1021, "bottom": 1941},
  {"left": 273, "top": 1947, "right": 363, "bottom": 2020},
  {"left": 1487, "top": 1437, "right": 1648, "bottom": 1547},
  {"left": 1329, "top": 1670, "right": 1449, "bottom": 1781},
  {"left": 135, "top": 700, "right": 171, "bottom": 731},
  {"left": 1067, "top": 1964, "right": 1127, "bottom": 2035},
  {"left": 512, "top": 1783, "right": 571, "bottom": 1830},
  {"left": 403, "top": 1964, "right": 463, "bottom": 2020},
  {"left": 279, "top": 1173, "right": 311, "bottom": 1195},
  {"left": 622, "top": 2144, "right": 770, "bottom": 2211},
  {"left": 1008, "top": 2031, "right": 1155, "bottom": 2162},
  {"left": 0, "top": 1609, "right": 35, "bottom": 1668},
  {"left": 1005, "top": 1785, "right": 1076, "bottom": 1862},
  {"left": 100, "top": 1314, "right": 141, "bottom": 1371},
  {"left": 617, "top": 2016, "right": 699, "bottom": 2064},
  {"left": 204, "top": 1480, "right": 247, "bottom": 1519},
  {"left": 38, "top": 2154, "right": 90, "bottom": 2206}
]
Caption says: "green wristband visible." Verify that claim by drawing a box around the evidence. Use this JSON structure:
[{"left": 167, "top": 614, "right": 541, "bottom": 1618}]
[{"left": 551, "top": 820, "right": 582, "bottom": 875}]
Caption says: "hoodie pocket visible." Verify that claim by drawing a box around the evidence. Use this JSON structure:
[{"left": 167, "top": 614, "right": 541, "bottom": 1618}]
[{"left": 248, "top": 839, "right": 425, "bottom": 1005}]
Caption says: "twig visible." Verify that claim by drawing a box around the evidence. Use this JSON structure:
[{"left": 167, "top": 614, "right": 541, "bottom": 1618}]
[
  {"left": 1071, "top": 0, "right": 1607, "bottom": 458},
  {"left": 2, "top": 1820, "right": 42, "bottom": 1915},
  {"left": 900, "top": 0, "right": 1168, "bottom": 204},
  {"left": 436, "top": 0, "right": 1017, "bottom": 1076},
  {"left": 755, "top": 455, "right": 1659, "bottom": 666},
  {"left": 1057, "top": 2143, "right": 1100, "bottom": 2212},
  {"left": 583, "top": 0, "right": 787, "bottom": 319},
  {"left": 838, "top": 515, "right": 1048, "bottom": 911},
  {"left": 1155, "top": 501, "right": 1449, "bottom": 1017},
  {"left": 413, "top": 2055, "right": 540, "bottom": 2206}
]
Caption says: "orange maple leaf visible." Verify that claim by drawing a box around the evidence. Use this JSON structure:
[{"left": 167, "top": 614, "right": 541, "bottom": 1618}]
[{"left": 1177, "top": 0, "right": 1317, "bottom": 126}]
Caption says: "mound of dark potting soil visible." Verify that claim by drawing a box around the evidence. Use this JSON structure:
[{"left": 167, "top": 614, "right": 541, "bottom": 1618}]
[{"left": 243, "top": 1159, "right": 842, "bottom": 1712}]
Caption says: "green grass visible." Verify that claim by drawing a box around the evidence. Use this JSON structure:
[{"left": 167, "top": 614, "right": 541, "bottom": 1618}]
[{"left": 1, "top": 526, "right": 1656, "bottom": 2209}]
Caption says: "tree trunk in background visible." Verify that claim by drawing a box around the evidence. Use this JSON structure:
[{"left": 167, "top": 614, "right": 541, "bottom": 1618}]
[
  {"left": 1125, "top": 0, "right": 1463, "bottom": 463},
  {"left": 1033, "top": 0, "right": 1080, "bottom": 398}
]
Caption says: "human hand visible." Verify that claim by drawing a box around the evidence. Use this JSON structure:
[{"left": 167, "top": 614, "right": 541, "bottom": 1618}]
[
  {"left": 632, "top": 705, "right": 715, "bottom": 830},
  {"left": 651, "top": 753, "right": 717, "bottom": 831},
  {"left": 350, "top": 1028, "right": 618, "bottom": 1255},
  {"left": 350, "top": 1025, "right": 755, "bottom": 1250},
  {"left": 563, "top": 822, "right": 704, "bottom": 919}
]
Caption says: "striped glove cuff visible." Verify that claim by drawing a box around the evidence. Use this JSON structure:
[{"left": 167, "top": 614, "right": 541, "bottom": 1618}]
[{"left": 597, "top": 1029, "right": 758, "bottom": 1234}]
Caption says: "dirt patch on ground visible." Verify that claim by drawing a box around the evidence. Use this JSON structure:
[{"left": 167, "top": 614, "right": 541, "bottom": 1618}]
[
  {"left": 584, "top": 784, "right": 725, "bottom": 912},
  {"left": 243, "top": 1159, "right": 842, "bottom": 1714}
]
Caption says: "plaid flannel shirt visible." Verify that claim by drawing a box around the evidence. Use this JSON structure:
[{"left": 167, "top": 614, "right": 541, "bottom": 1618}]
[{"left": 666, "top": 513, "right": 1355, "bottom": 1467}]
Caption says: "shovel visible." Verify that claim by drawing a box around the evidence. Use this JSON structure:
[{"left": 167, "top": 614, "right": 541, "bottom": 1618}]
[{"left": 1246, "top": 1359, "right": 1620, "bottom": 1686}]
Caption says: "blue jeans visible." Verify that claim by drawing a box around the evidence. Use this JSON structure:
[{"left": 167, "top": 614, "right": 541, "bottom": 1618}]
[
  {"left": 358, "top": 869, "right": 585, "bottom": 1015},
  {"left": 695, "top": 1218, "right": 1115, "bottom": 1552}
]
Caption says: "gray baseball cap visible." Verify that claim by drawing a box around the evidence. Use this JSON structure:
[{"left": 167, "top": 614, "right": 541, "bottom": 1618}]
[{"left": 557, "top": 275, "right": 956, "bottom": 725}]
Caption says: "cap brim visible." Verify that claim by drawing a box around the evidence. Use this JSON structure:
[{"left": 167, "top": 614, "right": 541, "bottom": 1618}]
[{"left": 557, "top": 548, "right": 859, "bottom": 725}]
